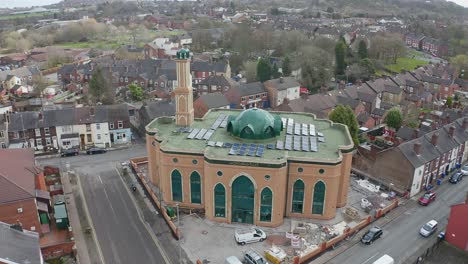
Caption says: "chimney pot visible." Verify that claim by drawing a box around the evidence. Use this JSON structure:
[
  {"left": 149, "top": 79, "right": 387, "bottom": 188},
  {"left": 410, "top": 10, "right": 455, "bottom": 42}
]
[
  {"left": 431, "top": 133, "right": 439, "bottom": 145},
  {"left": 90, "top": 107, "right": 95, "bottom": 116},
  {"left": 449, "top": 126, "right": 455, "bottom": 138},
  {"left": 413, "top": 142, "right": 422, "bottom": 155}
]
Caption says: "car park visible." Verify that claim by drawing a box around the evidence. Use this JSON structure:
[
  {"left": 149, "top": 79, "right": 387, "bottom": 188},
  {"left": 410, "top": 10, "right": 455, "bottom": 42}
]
[
  {"left": 461, "top": 165, "right": 468, "bottom": 176},
  {"left": 86, "top": 147, "right": 107, "bottom": 155},
  {"left": 60, "top": 148, "right": 79, "bottom": 157},
  {"left": 418, "top": 191, "right": 436, "bottom": 205},
  {"left": 234, "top": 228, "right": 266, "bottom": 245},
  {"left": 361, "top": 227, "right": 383, "bottom": 244},
  {"left": 244, "top": 249, "right": 269, "bottom": 264},
  {"left": 419, "top": 220, "right": 438, "bottom": 237},
  {"left": 449, "top": 172, "right": 463, "bottom": 184}
]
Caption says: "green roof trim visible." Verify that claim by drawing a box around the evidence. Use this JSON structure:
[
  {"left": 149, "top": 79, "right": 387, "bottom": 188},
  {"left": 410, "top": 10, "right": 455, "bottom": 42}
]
[
  {"left": 227, "top": 108, "right": 282, "bottom": 139},
  {"left": 176, "top": 48, "right": 190, "bottom": 59}
]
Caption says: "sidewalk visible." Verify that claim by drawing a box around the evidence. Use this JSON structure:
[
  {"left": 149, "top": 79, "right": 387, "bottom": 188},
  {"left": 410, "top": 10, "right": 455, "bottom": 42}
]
[
  {"left": 61, "top": 170, "right": 92, "bottom": 264},
  {"left": 36, "top": 143, "right": 134, "bottom": 160}
]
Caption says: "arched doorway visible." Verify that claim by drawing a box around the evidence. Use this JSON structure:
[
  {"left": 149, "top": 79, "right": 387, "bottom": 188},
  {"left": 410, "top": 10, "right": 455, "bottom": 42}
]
[
  {"left": 231, "top": 176, "right": 255, "bottom": 224},
  {"left": 312, "top": 181, "right": 326, "bottom": 215}
]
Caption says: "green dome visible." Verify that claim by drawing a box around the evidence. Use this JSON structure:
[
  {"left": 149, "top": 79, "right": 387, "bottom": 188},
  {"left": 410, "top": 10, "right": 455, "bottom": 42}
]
[
  {"left": 227, "top": 108, "right": 283, "bottom": 139},
  {"left": 176, "top": 48, "right": 190, "bottom": 59}
]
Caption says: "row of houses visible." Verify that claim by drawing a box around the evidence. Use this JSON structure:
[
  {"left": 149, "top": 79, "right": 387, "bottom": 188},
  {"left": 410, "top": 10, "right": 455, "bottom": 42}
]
[
  {"left": 1, "top": 104, "right": 132, "bottom": 151},
  {"left": 405, "top": 33, "right": 448, "bottom": 57}
]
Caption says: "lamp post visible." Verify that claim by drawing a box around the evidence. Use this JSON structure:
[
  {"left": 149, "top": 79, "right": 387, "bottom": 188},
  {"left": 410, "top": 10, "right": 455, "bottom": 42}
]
[{"left": 176, "top": 203, "right": 181, "bottom": 263}]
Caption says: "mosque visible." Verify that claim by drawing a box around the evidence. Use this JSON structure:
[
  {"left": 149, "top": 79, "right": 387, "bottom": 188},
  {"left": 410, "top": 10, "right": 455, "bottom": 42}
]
[{"left": 145, "top": 49, "right": 354, "bottom": 227}]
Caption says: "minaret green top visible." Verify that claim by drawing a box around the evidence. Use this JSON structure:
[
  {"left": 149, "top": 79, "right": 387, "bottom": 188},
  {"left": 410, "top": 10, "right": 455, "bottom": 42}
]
[{"left": 176, "top": 48, "right": 190, "bottom": 60}]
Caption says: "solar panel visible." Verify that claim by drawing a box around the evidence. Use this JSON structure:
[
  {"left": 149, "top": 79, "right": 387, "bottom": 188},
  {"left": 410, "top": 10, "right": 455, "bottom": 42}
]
[
  {"left": 267, "top": 144, "right": 275, "bottom": 149},
  {"left": 301, "top": 123, "right": 307, "bottom": 135},
  {"left": 293, "top": 136, "right": 301, "bottom": 151},
  {"left": 287, "top": 124, "right": 293, "bottom": 135},
  {"left": 219, "top": 116, "right": 229, "bottom": 128},
  {"left": 229, "top": 144, "right": 239, "bottom": 155},
  {"left": 318, "top": 137, "right": 325, "bottom": 143},
  {"left": 216, "top": 141, "right": 224, "bottom": 147},
  {"left": 203, "top": 129, "right": 215, "bottom": 140},
  {"left": 281, "top": 118, "right": 287, "bottom": 129},
  {"left": 256, "top": 144, "right": 265, "bottom": 157},
  {"left": 309, "top": 124, "right": 316, "bottom": 136},
  {"left": 207, "top": 141, "right": 216, "bottom": 146},
  {"left": 317, "top": 132, "right": 324, "bottom": 137},
  {"left": 247, "top": 144, "right": 257, "bottom": 156},
  {"left": 310, "top": 136, "right": 318, "bottom": 152},
  {"left": 223, "top": 142, "right": 232, "bottom": 148},
  {"left": 238, "top": 143, "right": 248, "bottom": 155},
  {"left": 276, "top": 140, "right": 284, "bottom": 150},
  {"left": 287, "top": 118, "right": 294, "bottom": 126},
  {"left": 302, "top": 136, "right": 309, "bottom": 151},
  {"left": 196, "top": 129, "right": 207, "bottom": 139},
  {"left": 187, "top": 128, "right": 199, "bottom": 139},
  {"left": 294, "top": 123, "right": 301, "bottom": 135}
]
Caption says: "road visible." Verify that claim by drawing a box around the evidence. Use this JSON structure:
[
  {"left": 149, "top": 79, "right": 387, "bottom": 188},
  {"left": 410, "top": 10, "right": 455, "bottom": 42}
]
[
  {"left": 326, "top": 176, "right": 468, "bottom": 264},
  {"left": 38, "top": 144, "right": 169, "bottom": 264}
]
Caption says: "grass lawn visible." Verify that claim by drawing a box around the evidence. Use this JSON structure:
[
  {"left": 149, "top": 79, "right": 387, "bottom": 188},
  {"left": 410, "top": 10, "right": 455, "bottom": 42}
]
[{"left": 385, "top": 57, "right": 428, "bottom": 73}]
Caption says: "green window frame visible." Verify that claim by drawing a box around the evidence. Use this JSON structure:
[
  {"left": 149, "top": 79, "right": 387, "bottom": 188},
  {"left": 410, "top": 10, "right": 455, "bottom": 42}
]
[
  {"left": 260, "top": 187, "right": 272, "bottom": 222},
  {"left": 190, "top": 171, "right": 201, "bottom": 204},
  {"left": 171, "top": 170, "right": 182, "bottom": 202},
  {"left": 292, "top": 180, "right": 304, "bottom": 213},
  {"left": 214, "top": 184, "right": 225, "bottom": 217},
  {"left": 312, "top": 181, "right": 326, "bottom": 215}
]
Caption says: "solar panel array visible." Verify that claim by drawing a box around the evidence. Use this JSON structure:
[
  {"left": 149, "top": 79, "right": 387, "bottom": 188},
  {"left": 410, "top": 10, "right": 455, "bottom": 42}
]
[
  {"left": 256, "top": 144, "right": 265, "bottom": 157},
  {"left": 276, "top": 140, "right": 284, "bottom": 150},
  {"left": 229, "top": 143, "right": 240, "bottom": 155},
  {"left": 219, "top": 115, "right": 229, "bottom": 128},
  {"left": 309, "top": 124, "right": 316, "bottom": 136},
  {"left": 211, "top": 114, "right": 226, "bottom": 130},
  {"left": 294, "top": 123, "right": 301, "bottom": 135},
  {"left": 247, "top": 144, "right": 257, "bottom": 156},
  {"left": 310, "top": 136, "right": 318, "bottom": 152},
  {"left": 302, "top": 136, "right": 309, "bottom": 151},
  {"left": 293, "top": 136, "right": 301, "bottom": 151}
]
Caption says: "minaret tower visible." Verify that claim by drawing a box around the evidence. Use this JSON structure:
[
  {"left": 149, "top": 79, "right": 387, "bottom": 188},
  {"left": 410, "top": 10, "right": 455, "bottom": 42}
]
[{"left": 174, "top": 48, "right": 194, "bottom": 127}]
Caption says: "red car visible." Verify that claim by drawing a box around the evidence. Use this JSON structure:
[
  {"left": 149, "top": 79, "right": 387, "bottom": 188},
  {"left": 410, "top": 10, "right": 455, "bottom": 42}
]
[{"left": 419, "top": 191, "right": 436, "bottom": 205}]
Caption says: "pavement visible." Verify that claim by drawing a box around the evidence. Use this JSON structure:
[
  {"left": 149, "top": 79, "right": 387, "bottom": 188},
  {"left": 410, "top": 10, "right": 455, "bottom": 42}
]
[
  {"left": 38, "top": 144, "right": 170, "bottom": 264},
  {"left": 319, "top": 172, "right": 468, "bottom": 264}
]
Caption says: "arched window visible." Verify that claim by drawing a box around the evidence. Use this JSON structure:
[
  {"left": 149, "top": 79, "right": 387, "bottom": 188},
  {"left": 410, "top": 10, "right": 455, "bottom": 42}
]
[
  {"left": 171, "top": 170, "right": 182, "bottom": 202},
  {"left": 312, "top": 181, "right": 326, "bottom": 215},
  {"left": 240, "top": 126, "right": 254, "bottom": 138},
  {"left": 214, "top": 184, "right": 225, "bottom": 218},
  {"left": 260, "top": 188, "right": 272, "bottom": 222},
  {"left": 292, "top": 180, "right": 304, "bottom": 213},
  {"left": 264, "top": 126, "right": 274, "bottom": 138},
  {"left": 190, "top": 171, "right": 201, "bottom": 204}
]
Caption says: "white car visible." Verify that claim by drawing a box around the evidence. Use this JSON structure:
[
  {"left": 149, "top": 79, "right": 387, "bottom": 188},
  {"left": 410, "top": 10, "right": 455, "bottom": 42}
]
[
  {"left": 234, "top": 228, "right": 266, "bottom": 245},
  {"left": 461, "top": 165, "right": 468, "bottom": 176},
  {"left": 420, "top": 220, "right": 438, "bottom": 237}
]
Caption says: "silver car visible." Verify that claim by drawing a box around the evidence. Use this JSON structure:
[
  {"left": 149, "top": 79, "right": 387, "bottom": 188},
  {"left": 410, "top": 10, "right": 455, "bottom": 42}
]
[
  {"left": 461, "top": 165, "right": 468, "bottom": 176},
  {"left": 420, "top": 220, "right": 438, "bottom": 237},
  {"left": 244, "top": 250, "right": 269, "bottom": 264}
]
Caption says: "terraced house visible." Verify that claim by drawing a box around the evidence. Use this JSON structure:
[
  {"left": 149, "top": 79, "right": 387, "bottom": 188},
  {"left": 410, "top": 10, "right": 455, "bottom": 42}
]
[{"left": 146, "top": 49, "right": 355, "bottom": 227}]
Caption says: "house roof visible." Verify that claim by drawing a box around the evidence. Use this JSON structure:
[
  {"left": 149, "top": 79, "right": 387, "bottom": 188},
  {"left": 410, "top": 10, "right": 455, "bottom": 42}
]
[
  {"left": 197, "top": 92, "right": 229, "bottom": 108},
  {"left": 357, "top": 91, "right": 376, "bottom": 103},
  {"left": 396, "top": 126, "right": 417, "bottom": 141},
  {"left": 424, "top": 129, "right": 458, "bottom": 154},
  {"left": 420, "top": 75, "right": 452, "bottom": 86},
  {"left": 0, "top": 149, "right": 36, "bottom": 204},
  {"left": 372, "top": 108, "right": 386, "bottom": 116},
  {"left": 198, "top": 75, "right": 234, "bottom": 87},
  {"left": 140, "top": 100, "right": 176, "bottom": 123},
  {"left": 384, "top": 84, "right": 402, "bottom": 94},
  {"left": 191, "top": 61, "right": 227, "bottom": 73},
  {"left": 406, "top": 79, "right": 421, "bottom": 88},
  {"left": 264, "top": 77, "right": 300, "bottom": 91},
  {"left": 54, "top": 203, "right": 68, "bottom": 219},
  {"left": 357, "top": 112, "right": 370, "bottom": 123},
  {"left": 336, "top": 95, "right": 360, "bottom": 108},
  {"left": 366, "top": 78, "right": 399, "bottom": 94},
  {"left": 398, "top": 137, "right": 439, "bottom": 168},
  {"left": 0, "top": 221, "right": 41, "bottom": 264},
  {"left": 236, "top": 82, "right": 265, "bottom": 96}
]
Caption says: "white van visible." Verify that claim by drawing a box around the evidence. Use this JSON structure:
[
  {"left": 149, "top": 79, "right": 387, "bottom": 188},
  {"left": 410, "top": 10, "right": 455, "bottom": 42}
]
[
  {"left": 234, "top": 228, "right": 267, "bottom": 245},
  {"left": 372, "top": 254, "right": 394, "bottom": 264},
  {"left": 225, "top": 256, "right": 243, "bottom": 264}
]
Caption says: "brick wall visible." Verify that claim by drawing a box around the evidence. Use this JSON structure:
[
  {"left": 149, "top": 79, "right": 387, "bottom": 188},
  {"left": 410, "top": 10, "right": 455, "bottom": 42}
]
[
  {"left": 41, "top": 241, "right": 76, "bottom": 260},
  {"left": 0, "top": 199, "right": 41, "bottom": 235}
]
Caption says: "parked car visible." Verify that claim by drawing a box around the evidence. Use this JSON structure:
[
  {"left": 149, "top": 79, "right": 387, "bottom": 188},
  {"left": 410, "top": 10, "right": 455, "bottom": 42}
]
[
  {"left": 461, "top": 165, "right": 468, "bottom": 176},
  {"left": 244, "top": 249, "right": 269, "bottom": 264},
  {"left": 234, "top": 228, "right": 266, "bottom": 245},
  {"left": 86, "top": 147, "right": 107, "bottom": 155},
  {"left": 361, "top": 227, "right": 383, "bottom": 244},
  {"left": 420, "top": 220, "right": 438, "bottom": 237},
  {"left": 61, "top": 148, "right": 79, "bottom": 157},
  {"left": 418, "top": 191, "right": 436, "bottom": 206},
  {"left": 225, "top": 256, "right": 243, "bottom": 264},
  {"left": 449, "top": 172, "right": 463, "bottom": 184},
  {"left": 372, "top": 254, "right": 394, "bottom": 264}
]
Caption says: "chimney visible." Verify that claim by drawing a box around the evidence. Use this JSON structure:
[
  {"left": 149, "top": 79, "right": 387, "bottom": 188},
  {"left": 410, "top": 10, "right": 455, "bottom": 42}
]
[
  {"left": 431, "top": 133, "right": 439, "bottom": 145},
  {"left": 457, "top": 110, "right": 462, "bottom": 118},
  {"left": 279, "top": 76, "right": 284, "bottom": 83},
  {"left": 445, "top": 115, "right": 450, "bottom": 125},
  {"left": 413, "top": 142, "right": 421, "bottom": 155},
  {"left": 412, "top": 129, "right": 420, "bottom": 139},
  {"left": 463, "top": 118, "right": 468, "bottom": 130},
  {"left": 90, "top": 107, "right": 95, "bottom": 116},
  {"left": 449, "top": 126, "right": 455, "bottom": 138}
]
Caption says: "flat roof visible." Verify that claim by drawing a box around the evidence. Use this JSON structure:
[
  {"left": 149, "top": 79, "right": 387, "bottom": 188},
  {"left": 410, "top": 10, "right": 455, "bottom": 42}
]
[{"left": 147, "top": 109, "right": 353, "bottom": 163}]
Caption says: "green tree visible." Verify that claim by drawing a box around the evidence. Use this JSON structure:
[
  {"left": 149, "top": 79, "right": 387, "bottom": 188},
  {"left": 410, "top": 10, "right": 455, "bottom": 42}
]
[
  {"left": 446, "top": 96, "right": 453, "bottom": 108},
  {"left": 271, "top": 64, "right": 281, "bottom": 78},
  {"left": 335, "top": 40, "right": 347, "bottom": 75},
  {"left": 129, "top": 84, "right": 144, "bottom": 101},
  {"left": 299, "top": 46, "right": 333, "bottom": 90},
  {"left": 257, "top": 58, "right": 272, "bottom": 82},
  {"left": 385, "top": 107, "right": 403, "bottom": 130},
  {"left": 242, "top": 61, "right": 258, "bottom": 83},
  {"left": 327, "top": 7, "right": 334, "bottom": 13},
  {"left": 450, "top": 55, "right": 468, "bottom": 79},
  {"left": 282, "top": 56, "right": 292, "bottom": 76},
  {"left": 358, "top": 40, "right": 368, "bottom": 59},
  {"left": 89, "top": 67, "right": 114, "bottom": 104},
  {"left": 329, "top": 105, "right": 359, "bottom": 146}
]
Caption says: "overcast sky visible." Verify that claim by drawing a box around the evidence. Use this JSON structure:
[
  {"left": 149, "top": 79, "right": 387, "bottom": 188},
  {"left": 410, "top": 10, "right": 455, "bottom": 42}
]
[{"left": 448, "top": 0, "right": 468, "bottom": 7}]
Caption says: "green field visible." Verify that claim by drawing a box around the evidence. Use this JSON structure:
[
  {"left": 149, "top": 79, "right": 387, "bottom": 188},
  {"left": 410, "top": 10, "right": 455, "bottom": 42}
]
[
  {"left": 0, "top": 11, "right": 52, "bottom": 20},
  {"left": 385, "top": 57, "right": 429, "bottom": 73}
]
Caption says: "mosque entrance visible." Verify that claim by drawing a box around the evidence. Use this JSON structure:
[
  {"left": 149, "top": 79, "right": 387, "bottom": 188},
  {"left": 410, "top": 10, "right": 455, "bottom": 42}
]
[{"left": 231, "top": 176, "right": 255, "bottom": 224}]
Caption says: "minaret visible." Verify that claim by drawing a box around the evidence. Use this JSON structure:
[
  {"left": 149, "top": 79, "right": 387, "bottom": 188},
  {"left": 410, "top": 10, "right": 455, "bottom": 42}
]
[{"left": 174, "top": 48, "right": 194, "bottom": 127}]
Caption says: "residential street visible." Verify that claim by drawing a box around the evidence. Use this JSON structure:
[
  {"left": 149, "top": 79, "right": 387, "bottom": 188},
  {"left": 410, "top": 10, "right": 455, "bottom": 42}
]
[
  {"left": 326, "top": 176, "right": 468, "bottom": 264},
  {"left": 38, "top": 144, "right": 170, "bottom": 264}
]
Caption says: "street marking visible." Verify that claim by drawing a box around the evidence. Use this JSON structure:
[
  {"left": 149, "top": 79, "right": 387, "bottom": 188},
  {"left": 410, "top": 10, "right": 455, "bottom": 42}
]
[
  {"left": 98, "top": 175, "right": 103, "bottom": 184},
  {"left": 102, "top": 187, "right": 118, "bottom": 218},
  {"left": 362, "top": 252, "right": 379, "bottom": 264},
  {"left": 115, "top": 166, "right": 172, "bottom": 264}
]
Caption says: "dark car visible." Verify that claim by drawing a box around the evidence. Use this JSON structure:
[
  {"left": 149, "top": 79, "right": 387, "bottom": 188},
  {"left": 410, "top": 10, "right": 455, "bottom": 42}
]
[
  {"left": 418, "top": 191, "right": 436, "bottom": 205},
  {"left": 86, "top": 147, "right": 107, "bottom": 155},
  {"left": 449, "top": 173, "right": 463, "bottom": 184},
  {"left": 61, "top": 148, "right": 79, "bottom": 157},
  {"left": 361, "top": 227, "right": 383, "bottom": 244}
]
